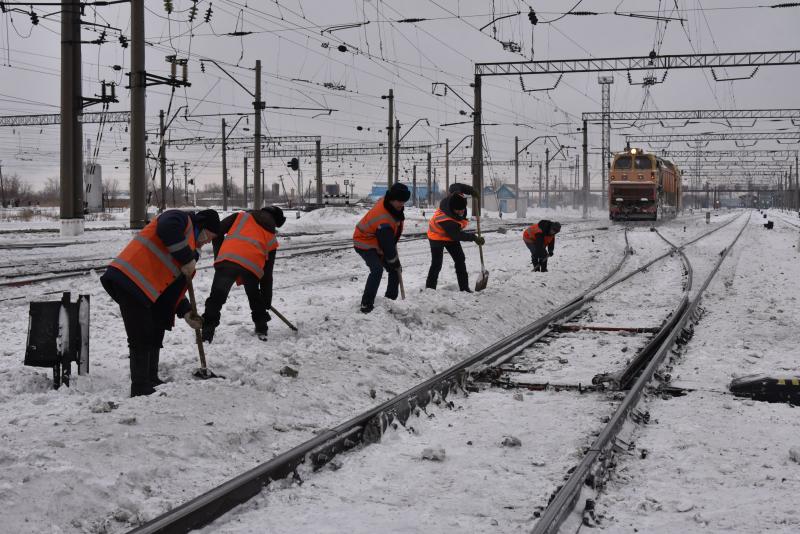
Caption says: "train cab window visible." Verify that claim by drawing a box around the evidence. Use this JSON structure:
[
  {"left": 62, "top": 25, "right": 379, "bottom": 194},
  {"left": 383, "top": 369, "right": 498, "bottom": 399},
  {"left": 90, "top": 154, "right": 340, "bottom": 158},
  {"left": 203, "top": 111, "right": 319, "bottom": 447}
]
[
  {"left": 634, "top": 155, "right": 653, "bottom": 169},
  {"left": 614, "top": 156, "right": 632, "bottom": 169}
]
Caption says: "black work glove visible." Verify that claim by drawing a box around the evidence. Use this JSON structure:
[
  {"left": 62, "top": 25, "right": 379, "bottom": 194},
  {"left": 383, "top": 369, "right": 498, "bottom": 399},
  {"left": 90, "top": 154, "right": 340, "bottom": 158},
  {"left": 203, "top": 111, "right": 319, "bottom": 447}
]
[{"left": 474, "top": 235, "right": 485, "bottom": 246}]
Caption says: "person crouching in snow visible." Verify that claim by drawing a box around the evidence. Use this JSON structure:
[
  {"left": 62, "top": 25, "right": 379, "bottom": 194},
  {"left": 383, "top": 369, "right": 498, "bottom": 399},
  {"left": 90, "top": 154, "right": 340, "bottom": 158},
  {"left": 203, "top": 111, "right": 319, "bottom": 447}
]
[
  {"left": 101, "top": 209, "right": 220, "bottom": 397},
  {"left": 425, "top": 183, "right": 484, "bottom": 292},
  {"left": 202, "top": 206, "right": 285, "bottom": 342},
  {"left": 523, "top": 220, "right": 561, "bottom": 272},
  {"left": 353, "top": 182, "right": 409, "bottom": 313}
]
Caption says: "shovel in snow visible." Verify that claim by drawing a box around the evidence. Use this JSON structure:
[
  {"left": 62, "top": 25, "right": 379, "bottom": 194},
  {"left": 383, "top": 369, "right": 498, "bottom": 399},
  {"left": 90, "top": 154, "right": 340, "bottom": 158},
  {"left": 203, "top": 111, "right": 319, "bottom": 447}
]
[
  {"left": 269, "top": 305, "right": 298, "bottom": 333},
  {"left": 186, "top": 278, "right": 224, "bottom": 380},
  {"left": 474, "top": 214, "right": 489, "bottom": 292}
]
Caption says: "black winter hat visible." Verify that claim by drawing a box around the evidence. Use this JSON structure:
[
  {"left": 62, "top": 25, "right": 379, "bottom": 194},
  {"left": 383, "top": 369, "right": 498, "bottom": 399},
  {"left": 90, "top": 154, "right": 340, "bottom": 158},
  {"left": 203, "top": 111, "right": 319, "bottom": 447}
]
[
  {"left": 194, "top": 209, "right": 221, "bottom": 234},
  {"left": 262, "top": 205, "right": 286, "bottom": 228},
  {"left": 450, "top": 192, "right": 468, "bottom": 212},
  {"left": 386, "top": 182, "right": 411, "bottom": 202}
]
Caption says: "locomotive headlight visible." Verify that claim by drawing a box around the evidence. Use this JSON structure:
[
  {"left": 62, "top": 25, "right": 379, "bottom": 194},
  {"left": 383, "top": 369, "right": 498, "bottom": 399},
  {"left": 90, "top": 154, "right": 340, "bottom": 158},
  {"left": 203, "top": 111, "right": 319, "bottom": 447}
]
[{"left": 630, "top": 148, "right": 637, "bottom": 155}]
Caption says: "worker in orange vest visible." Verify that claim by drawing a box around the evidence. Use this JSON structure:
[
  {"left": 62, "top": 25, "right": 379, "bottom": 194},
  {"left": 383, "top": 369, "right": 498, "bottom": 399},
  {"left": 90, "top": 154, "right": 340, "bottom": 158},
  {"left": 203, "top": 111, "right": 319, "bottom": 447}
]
[
  {"left": 101, "top": 209, "right": 220, "bottom": 396},
  {"left": 425, "top": 183, "right": 483, "bottom": 292},
  {"left": 202, "top": 206, "right": 286, "bottom": 342},
  {"left": 353, "top": 182, "right": 410, "bottom": 313},
  {"left": 523, "top": 220, "right": 561, "bottom": 272}
]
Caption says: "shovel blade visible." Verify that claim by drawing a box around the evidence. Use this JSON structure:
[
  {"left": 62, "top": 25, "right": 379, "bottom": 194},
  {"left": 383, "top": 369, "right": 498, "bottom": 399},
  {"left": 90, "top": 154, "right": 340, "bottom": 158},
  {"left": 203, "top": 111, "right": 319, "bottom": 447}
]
[
  {"left": 193, "top": 367, "right": 224, "bottom": 380},
  {"left": 475, "top": 270, "right": 489, "bottom": 292}
]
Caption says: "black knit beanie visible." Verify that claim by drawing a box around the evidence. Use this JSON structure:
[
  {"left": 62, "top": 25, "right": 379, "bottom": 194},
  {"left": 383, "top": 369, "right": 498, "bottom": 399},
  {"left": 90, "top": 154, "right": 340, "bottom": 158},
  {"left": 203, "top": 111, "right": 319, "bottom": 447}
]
[
  {"left": 386, "top": 183, "right": 411, "bottom": 202},
  {"left": 450, "top": 192, "right": 468, "bottom": 212},
  {"left": 194, "top": 209, "right": 221, "bottom": 234},
  {"left": 262, "top": 206, "right": 286, "bottom": 228}
]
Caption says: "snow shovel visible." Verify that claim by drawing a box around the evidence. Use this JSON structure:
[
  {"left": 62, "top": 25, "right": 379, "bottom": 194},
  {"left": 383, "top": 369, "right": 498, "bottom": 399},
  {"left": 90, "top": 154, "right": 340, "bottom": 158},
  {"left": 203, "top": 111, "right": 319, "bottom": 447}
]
[
  {"left": 474, "top": 214, "right": 489, "bottom": 292},
  {"left": 398, "top": 269, "right": 406, "bottom": 300},
  {"left": 269, "top": 305, "right": 298, "bottom": 332},
  {"left": 186, "top": 278, "right": 224, "bottom": 380}
]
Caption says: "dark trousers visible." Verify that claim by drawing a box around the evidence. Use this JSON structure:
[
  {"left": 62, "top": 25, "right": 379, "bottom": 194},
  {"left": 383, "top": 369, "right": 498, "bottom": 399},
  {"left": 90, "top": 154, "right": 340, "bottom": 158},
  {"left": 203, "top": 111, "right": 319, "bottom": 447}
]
[
  {"left": 426, "top": 239, "right": 469, "bottom": 291},
  {"left": 525, "top": 242, "right": 549, "bottom": 271},
  {"left": 203, "top": 263, "right": 269, "bottom": 329},
  {"left": 356, "top": 248, "right": 399, "bottom": 307},
  {"left": 113, "top": 286, "right": 166, "bottom": 397}
]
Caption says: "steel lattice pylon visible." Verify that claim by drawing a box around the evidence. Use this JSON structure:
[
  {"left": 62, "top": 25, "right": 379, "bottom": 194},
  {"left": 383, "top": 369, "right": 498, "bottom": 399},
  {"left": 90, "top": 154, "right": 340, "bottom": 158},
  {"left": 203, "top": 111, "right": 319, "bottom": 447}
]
[{"left": 598, "top": 76, "right": 614, "bottom": 205}]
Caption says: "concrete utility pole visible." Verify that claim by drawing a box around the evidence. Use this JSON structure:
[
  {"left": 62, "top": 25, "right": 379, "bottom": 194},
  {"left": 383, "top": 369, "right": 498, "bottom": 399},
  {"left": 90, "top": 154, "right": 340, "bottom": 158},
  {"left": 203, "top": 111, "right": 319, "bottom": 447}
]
[
  {"left": 545, "top": 147, "right": 550, "bottom": 208},
  {"left": 129, "top": 0, "right": 146, "bottom": 229},
  {"left": 796, "top": 154, "right": 799, "bottom": 211},
  {"left": 582, "top": 119, "right": 589, "bottom": 219},
  {"left": 394, "top": 119, "right": 400, "bottom": 184},
  {"left": 60, "top": 0, "right": 84, "bottom": 236},
  {"left": 315, "top": 140, "right": 323, "bottom": 204},
  {"left": 471, "top": 74, "right": 483, "bottom": 216},
  {"left": 445, "top": 138, "right": 450, "bottom": 192},
  {"left": 412, "top": 164, "right": 417, "bottom": 207},
  {"left": 183, "top": 162, "right": 189, "bottom": 205},
  {"left": 514, "top": 136, "right": 519, "bottom": 216},
  {"left": 427, "top": 152, "right": 432, "bottom": 206},
  {"left": 159, "top": 110, "right": 167, "bottom": 212},
  {"left": 221, "top": 118, "right": 228, "bottom": 211},
  {"left": 385, "top": 89, "right": 394, "bottom": 188},
  {"left": 538, "top": 162, "right": 542, "bottom": 207},
  {"left": 243, "top": 156, "right": 248, "bottom": 208},
  {"left": 254, "top": 60, "right": 263, "bottom": 209},
  {"left": 0, "top": 161, "right": 5, "bottom": 207}
]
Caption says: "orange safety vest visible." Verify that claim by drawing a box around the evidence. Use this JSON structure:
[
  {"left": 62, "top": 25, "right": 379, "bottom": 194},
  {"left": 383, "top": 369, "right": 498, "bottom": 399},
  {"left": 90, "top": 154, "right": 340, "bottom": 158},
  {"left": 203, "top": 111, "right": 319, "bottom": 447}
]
[
  {"left": 353, "top": 201, "right": 403, "bottom": 254},
  {"left": 215, "top": 211, "right": 279, "bottom": 279},
  {"left": 110, "top": 214, "right": 196, "bottom": 302},
  {"left": 523, "top": 223, "right": 554, "bottom": 247},
  {"left": 427, "top": 208, "right": 468, "bottom": 241}
]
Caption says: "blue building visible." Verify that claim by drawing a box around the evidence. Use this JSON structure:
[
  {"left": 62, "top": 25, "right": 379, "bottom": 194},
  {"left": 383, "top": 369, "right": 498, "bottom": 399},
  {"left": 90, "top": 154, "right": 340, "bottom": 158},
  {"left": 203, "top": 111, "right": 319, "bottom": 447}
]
[
  {"left": 369, "top": 181, "right": 440, "bottom": 206},
  {"left": 482, "top": 184, "right": 519, "bottom": 213}
]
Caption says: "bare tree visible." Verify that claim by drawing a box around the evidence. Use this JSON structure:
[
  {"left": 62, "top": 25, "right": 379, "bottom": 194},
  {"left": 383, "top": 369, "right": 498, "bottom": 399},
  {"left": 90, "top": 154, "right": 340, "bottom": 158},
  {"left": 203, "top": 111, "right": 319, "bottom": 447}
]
[{"left": 103, "top": 177, "right": 119, "bottom": 203}]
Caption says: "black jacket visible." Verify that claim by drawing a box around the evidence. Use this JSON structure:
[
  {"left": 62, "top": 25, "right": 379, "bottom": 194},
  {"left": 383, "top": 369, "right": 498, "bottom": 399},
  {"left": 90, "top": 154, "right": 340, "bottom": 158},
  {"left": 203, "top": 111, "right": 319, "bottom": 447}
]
[
  {"left": 435, "top": 183, "right": 478, "bottom": 242},
  {"left": 213, "top": 210, "right": 279, "bottom": 307},
  {"left": 529, "top": 219, "right": 556, "bottom": 257},
  {"left": 101, "top": 209, "right": 199, "bottom": 326},
  {"left": 375, "top": 197, "right": 405, "bottom": 263}
]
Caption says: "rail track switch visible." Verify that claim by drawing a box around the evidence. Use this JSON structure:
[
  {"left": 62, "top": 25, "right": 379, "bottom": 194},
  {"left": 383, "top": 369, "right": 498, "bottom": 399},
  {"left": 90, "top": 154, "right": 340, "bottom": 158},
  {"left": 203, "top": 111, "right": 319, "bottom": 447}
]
[
  {"left": 729, "top": 374, "right": 799, "bottom": 405},
  {"left": 24, "top": 292, "right": 90, "bottom": 389}
]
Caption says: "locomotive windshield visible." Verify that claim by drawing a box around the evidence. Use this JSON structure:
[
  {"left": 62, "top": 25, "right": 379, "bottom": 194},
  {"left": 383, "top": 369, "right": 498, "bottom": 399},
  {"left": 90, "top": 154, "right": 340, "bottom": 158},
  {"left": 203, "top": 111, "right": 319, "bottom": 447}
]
[{"left": 613, "top": 155, "right": 653, "bottom": 170}]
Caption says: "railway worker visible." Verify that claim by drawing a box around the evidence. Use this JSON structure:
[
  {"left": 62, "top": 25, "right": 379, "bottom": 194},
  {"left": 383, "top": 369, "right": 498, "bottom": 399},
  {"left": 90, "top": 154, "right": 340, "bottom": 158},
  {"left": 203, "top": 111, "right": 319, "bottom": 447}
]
[
  {"left": 101, "top": 209, "right": 221, "bottom": 397},
  {"left": 425, "top": 183, "right": 484, "bottom": 292},
  {"left": 353, "top": 182, "right": 410, "bottom": 313},
  {"left": 201, "top": 206, "right": 286, "bottom": 343},
  {"left": 523, "top": 220, "right": 561, "bottom": 272}
]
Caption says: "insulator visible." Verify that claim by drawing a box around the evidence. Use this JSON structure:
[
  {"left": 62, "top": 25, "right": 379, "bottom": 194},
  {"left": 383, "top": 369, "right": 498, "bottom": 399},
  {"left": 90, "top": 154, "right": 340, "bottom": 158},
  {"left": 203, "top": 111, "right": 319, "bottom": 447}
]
[
  {"left": 119, "top": 35, "right": 128, "bottom": 48},
  {"left": 204, "top": 4, "right": 213, "bottom": 23},
  {"left": 164, "top": 0, "right": 173, "bottom": 15},
  {"left": 182, "top": 62, "right": 188, "bottom": 82},
  {"left": 189, "top": 4, "right": 198, "bottom": 22},
  {"left": 170, "top": 62, "right": 176, "bottom": 79},
  {"left": 30, "top": 10, "right": 39, "bottom": 25}
]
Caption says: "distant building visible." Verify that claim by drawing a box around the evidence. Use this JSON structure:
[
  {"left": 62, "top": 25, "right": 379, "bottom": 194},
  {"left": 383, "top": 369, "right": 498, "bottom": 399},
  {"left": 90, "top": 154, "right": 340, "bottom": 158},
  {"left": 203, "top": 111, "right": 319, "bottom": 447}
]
[
  {"left": 325, "top": 183, "right": 340, "bottom": 195},
  {"left": 369, "top": 181, "right": 440, "bottom": 206},
  {"left": 482, "top": 184, "right": 519, "bottom": 213}
]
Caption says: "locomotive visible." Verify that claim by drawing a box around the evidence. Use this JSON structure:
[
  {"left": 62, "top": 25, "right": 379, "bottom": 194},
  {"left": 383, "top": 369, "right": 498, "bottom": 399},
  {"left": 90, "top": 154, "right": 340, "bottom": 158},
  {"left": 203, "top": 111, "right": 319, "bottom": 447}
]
[{"left": 608, "top": 147, "right": 682, "bottom": 221}]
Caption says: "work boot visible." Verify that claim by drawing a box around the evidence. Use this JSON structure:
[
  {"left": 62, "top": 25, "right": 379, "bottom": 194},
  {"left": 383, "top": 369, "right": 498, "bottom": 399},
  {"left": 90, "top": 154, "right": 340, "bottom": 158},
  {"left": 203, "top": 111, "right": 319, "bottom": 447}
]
[
  {"left": 360, "top": 303, "right": 374, "bottom": 314},
  {"left": 130, "top": 348, "right": 155, "bottom": 397},
  {"left": 255, "top": 320, "right": 268, "bottom": 341},
  {"left": 460, "top": 288, "right": 473, "bottom": 293},
  {"left": 148, "top": 348, "right": 165, "bottom": 387},
  {"left": 201, "top": 321, "right": 216, "bottom": 343}
]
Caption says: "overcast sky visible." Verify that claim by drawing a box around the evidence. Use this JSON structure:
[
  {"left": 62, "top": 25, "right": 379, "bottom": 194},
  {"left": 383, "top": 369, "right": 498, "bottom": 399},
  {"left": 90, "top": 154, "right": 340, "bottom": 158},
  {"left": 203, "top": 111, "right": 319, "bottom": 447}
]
[{"left": 1, "top": 0, "right": 798, "bottom": 195}]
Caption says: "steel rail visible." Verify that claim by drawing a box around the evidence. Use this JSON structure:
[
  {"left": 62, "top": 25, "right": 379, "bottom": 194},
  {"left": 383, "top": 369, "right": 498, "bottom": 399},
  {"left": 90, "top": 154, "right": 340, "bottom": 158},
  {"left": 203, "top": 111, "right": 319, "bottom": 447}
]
[
  {"left": 531, "top": 213, "right": 750, "bottom": 534},
  {"left": 127, "top": 235, "right": 633, "bottom": 534}
]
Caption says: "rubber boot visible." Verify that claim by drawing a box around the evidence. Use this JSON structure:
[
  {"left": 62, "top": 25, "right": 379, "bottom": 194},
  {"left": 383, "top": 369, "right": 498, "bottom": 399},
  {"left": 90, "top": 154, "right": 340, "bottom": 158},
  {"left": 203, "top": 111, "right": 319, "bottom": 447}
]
[
  {"left": 130, "top": 348, "right": 155, "bottom": 397},
  {"left": 149, "top": 347, "right": 165, "bottom": 387},
  {"left": 254, "top": 319, "right": 268, "bottom": 341}
]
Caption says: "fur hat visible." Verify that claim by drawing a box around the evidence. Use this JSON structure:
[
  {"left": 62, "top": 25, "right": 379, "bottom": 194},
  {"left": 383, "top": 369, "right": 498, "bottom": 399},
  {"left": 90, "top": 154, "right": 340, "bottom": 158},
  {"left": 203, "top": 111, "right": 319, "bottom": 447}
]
[
  {"left": 386, "top": 182, "right": 411, "bottom": 202},
  {"left": 194, "top": 209, "right": 221, "bottom": 234},
  {"left": 262, "top": 205, "right": 286, "bottom": 228},
  {"left": 450, "top": 192, "right": 468, "bottom": 212}
]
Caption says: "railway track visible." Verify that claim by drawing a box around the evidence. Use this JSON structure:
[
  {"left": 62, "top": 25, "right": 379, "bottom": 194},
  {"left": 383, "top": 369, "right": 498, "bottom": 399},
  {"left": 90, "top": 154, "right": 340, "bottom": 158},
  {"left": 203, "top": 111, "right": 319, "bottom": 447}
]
[{"left": 126, "top": 214, "right": 746, "bottom": 534}]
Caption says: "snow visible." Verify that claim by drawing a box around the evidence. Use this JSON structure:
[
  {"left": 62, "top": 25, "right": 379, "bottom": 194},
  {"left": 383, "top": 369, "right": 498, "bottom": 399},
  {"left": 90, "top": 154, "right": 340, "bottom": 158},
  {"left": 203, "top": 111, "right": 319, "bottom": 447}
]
[{"left": 0, "top": 207, "right": 797, "bottom": 533}]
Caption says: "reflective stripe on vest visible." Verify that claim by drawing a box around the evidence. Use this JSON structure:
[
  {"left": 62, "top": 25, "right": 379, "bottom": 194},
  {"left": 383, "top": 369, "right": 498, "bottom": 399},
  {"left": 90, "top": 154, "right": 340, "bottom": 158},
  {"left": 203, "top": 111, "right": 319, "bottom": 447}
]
[
  {"left": 214, "top": 211, "right": 278, "bottom": 278},
  {"left": 110, "top": 214, "right": 195, "bottom": 302},
  {"left": 353, "top": 201, "right": 401, "bottom": 252},
  {"left": 427, "top": 208, "right": 468, "bottom": 241},
  {"left": 523, "top": 224, "right": 554, "bottom": 246}
]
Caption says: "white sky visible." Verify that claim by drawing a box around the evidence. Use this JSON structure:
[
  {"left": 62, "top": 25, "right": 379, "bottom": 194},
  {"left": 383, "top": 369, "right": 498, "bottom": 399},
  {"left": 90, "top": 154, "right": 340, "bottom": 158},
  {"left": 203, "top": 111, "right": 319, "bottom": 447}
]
[{"left": 1, "top": 0, "right": 799, "bottom": 194}]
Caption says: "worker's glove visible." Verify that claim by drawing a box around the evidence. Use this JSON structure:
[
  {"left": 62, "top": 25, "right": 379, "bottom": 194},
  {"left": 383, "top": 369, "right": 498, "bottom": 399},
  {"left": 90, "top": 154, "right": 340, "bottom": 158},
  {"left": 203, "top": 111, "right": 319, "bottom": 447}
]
[
  {"left": 180, "top": 259, "right": 196, "bottom": 277},
  {"left": 183, "top": 311, "right": 203, "bottom": 330},
  {"left": 474, "top": 235, "right": 485, "bottom": 246},
  {"left": 548, "top": 251, "right": 554, "bottom": 257}
]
